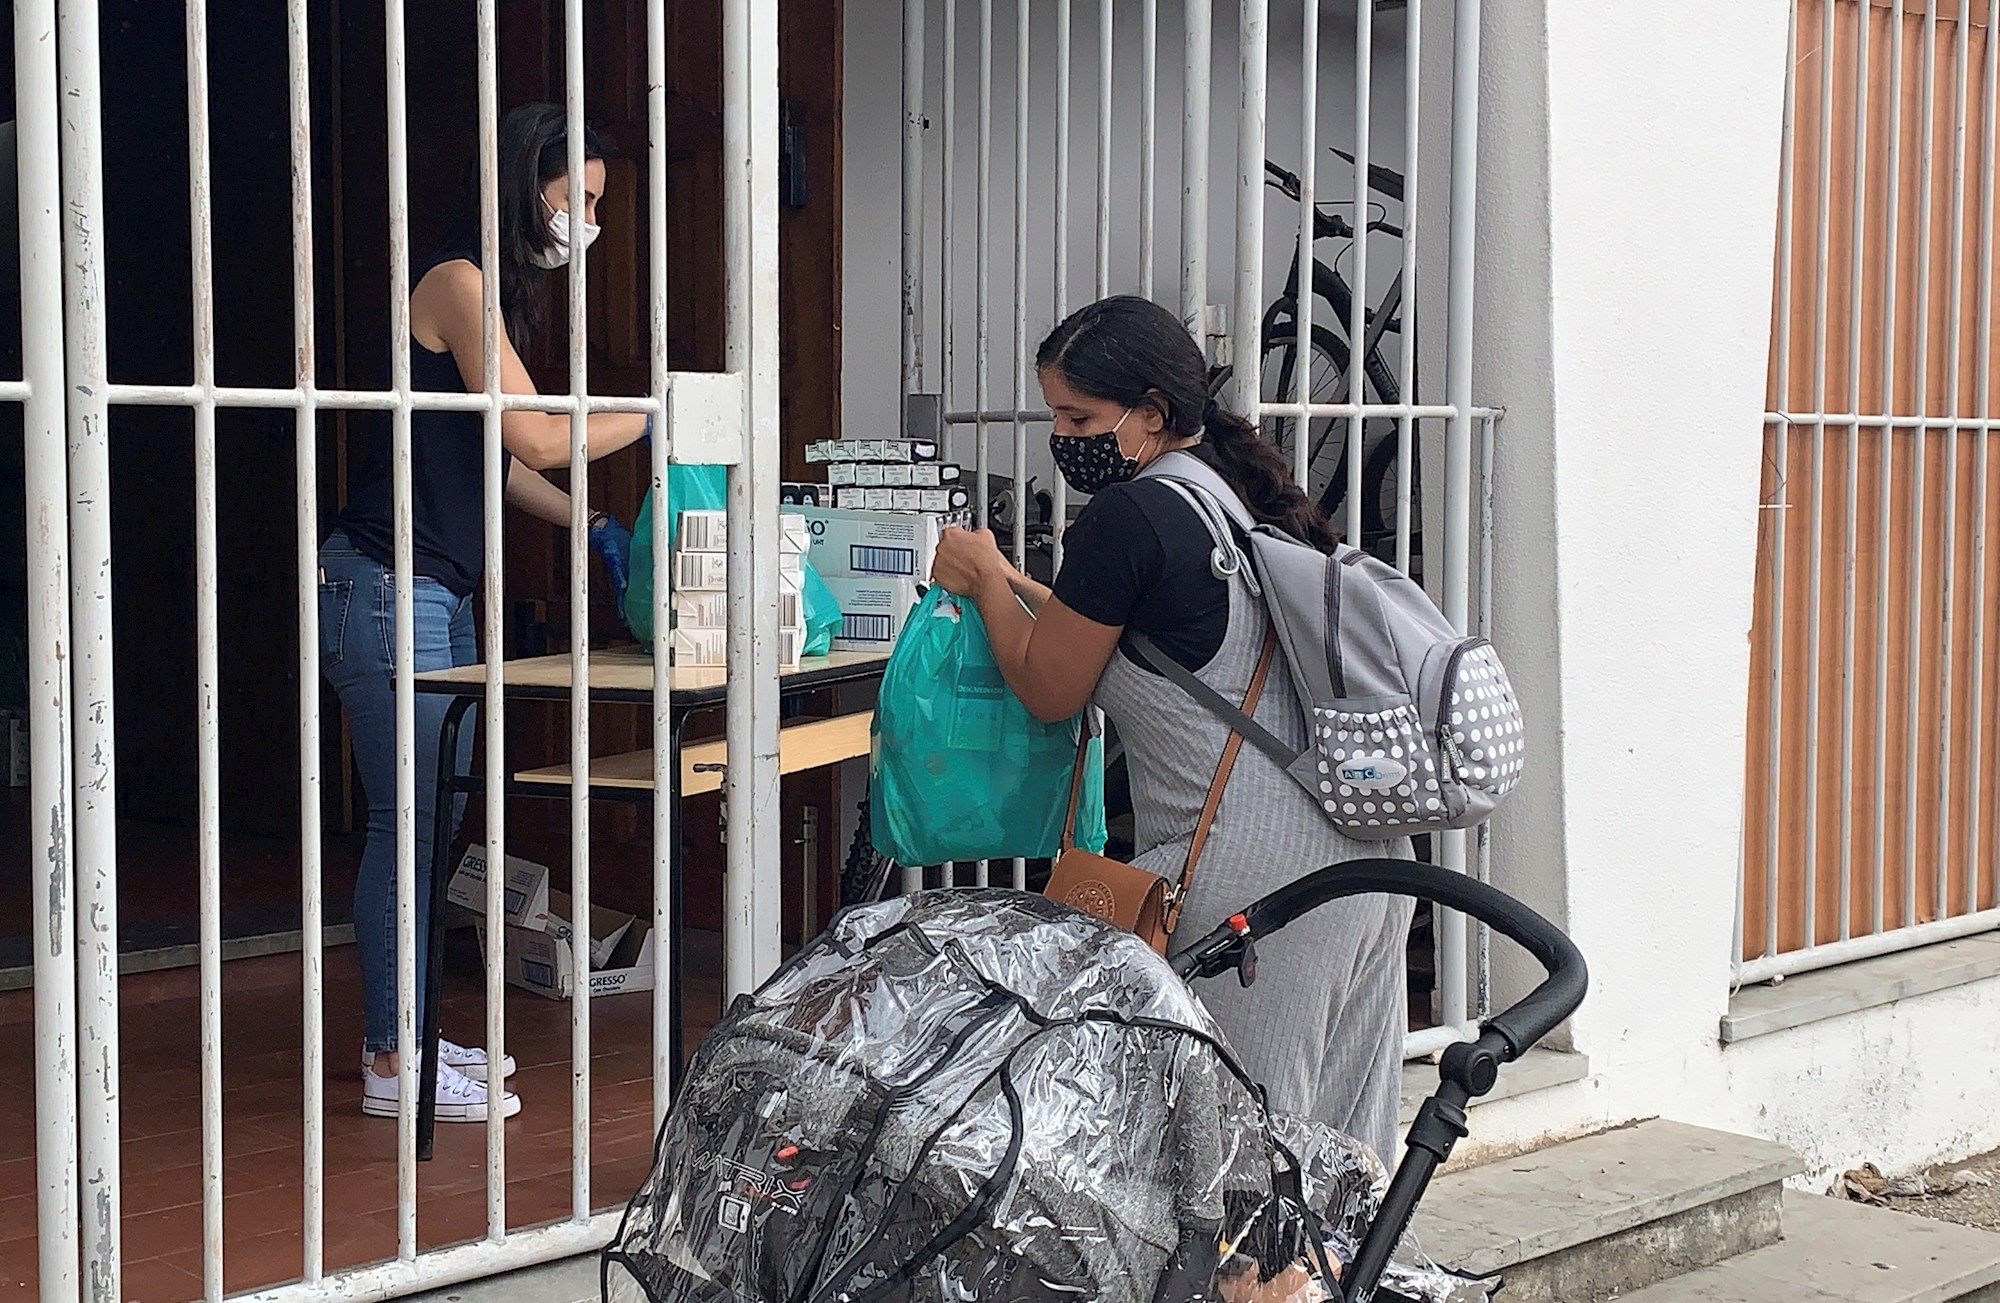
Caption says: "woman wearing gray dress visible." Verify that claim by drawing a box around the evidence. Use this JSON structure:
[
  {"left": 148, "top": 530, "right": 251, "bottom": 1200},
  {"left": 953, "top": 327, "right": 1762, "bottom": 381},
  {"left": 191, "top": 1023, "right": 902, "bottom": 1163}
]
[{"left": 928, "top": 295, "right": 1413, "bottom": 1162}]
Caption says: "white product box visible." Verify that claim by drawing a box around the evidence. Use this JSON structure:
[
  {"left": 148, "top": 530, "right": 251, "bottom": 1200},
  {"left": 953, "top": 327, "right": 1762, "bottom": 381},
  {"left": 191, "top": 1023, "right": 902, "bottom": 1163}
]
[
  {"left": 671, "top": 627, "right": 729, "bottom": 666},
  {"left": 447, "top": 847, "right": 553, "bottom": 932},
  {"left": 820, "top": 574, "right": 923, "bottom": 651},
  {"left": 890, "top": 489, "right": 923, "bottom": 511},
  {"left": 672, "top": 590, "right": 729, "bottom": 629},
  {"left": 783, "top": 504, "right": 957, "bottom": 579},
  {"left": 677, "top": 509, "right": 727, "bottom": 552},
  {"left": 674, "top": 550, "right": 729, "bottom": 591},
  {"left": 882, "top": 464, "right": 915, "bottom": 487}
]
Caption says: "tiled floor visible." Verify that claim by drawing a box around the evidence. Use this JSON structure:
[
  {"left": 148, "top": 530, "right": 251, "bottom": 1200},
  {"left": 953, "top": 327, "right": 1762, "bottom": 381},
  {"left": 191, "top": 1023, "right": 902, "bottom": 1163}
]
[{"left": 0, "top": 931, "right": 718, "bottom": 1302}]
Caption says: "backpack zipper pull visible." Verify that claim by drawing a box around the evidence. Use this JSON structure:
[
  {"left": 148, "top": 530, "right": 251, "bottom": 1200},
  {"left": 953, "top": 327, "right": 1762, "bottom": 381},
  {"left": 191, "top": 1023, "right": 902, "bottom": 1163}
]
[{"left": 1439, "top": 728, "right": 1465, "bottom": 782}]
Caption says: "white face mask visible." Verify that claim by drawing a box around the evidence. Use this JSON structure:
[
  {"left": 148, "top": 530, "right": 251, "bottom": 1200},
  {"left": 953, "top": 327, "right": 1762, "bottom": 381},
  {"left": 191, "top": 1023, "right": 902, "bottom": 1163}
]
[{"left": 531, "top": 198, "right": 601, "bottom": 270}]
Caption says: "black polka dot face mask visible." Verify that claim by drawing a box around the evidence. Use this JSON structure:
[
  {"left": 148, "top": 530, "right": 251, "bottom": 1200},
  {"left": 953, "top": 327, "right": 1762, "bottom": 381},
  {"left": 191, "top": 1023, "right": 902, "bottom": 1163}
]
[{"left": 1049, "top": 408, "right": 1139, "bottom": 494}]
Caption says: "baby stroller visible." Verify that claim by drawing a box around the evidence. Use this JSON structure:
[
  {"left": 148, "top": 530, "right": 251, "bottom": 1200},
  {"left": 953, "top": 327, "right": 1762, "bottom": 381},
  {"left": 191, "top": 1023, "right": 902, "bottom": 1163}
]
[{"left": 603, "top": 860, "right": 1587, "bottom": 1303}]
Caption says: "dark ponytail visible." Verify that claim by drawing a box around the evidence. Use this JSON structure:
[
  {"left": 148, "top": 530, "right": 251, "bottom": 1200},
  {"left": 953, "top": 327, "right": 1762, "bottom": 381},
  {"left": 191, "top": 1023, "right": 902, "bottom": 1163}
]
[
  {"left": 1036, "top": 295, "right": 1340, "bottom": 553},
  {"left": 1198, "top": 391, "right": 1343, "bottom": 554}
]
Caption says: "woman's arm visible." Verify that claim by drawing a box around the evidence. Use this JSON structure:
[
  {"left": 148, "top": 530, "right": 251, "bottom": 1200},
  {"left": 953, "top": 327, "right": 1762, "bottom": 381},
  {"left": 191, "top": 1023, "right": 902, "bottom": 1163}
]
[
  {"left": 931, "top": 528, "right": 1119, "bottom": 722},
  {"left": 413, "top": 260, "right": 648, "bottom": 471},
  {"left": 506, "top": 462, "right": 579, "bottom": 527},
  {"left": 1007, "top": 571, "right": 1053, "bottom": 615}
]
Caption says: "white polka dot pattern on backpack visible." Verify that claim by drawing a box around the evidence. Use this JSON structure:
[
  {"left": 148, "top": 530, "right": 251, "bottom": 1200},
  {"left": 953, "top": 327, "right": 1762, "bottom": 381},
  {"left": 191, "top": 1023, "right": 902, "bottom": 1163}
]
[
  {"left": 1313, "top": 702, "right": 1437, "bottom": 830},
  {"left": 1445, "top": 642, "right": 1526, "bottom": 795}
]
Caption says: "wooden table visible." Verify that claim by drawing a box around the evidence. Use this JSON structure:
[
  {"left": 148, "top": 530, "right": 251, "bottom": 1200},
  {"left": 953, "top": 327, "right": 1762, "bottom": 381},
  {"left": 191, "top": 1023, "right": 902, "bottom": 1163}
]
[{"left": 407, "top": 649, "right": 888, "bottom": 1157}]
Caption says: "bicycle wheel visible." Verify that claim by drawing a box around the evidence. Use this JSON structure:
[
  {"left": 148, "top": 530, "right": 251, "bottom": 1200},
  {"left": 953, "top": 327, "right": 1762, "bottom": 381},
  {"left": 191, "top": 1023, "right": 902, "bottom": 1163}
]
[
  {"left": 1261, "top": 323, "right": 1405, "bottom": 538},
  {"left": 838, "top": 785, "right": 897, "bottom": 907},
  {"left": 1259, "top": 323, "right": 1350, "bottom": 469}
]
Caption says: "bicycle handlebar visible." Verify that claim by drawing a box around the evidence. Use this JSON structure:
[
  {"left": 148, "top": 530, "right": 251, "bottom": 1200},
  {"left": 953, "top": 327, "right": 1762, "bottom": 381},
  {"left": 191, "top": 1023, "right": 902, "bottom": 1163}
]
[{"left": 1173, "top": 859, "right": 1587, "bottom": 1060}]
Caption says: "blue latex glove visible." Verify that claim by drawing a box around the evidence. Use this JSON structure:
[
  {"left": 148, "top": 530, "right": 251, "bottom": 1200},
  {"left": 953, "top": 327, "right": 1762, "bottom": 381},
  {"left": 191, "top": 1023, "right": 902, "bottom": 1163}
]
[{"left": 589, "top": 511, "right": 635, "bottom": 616}]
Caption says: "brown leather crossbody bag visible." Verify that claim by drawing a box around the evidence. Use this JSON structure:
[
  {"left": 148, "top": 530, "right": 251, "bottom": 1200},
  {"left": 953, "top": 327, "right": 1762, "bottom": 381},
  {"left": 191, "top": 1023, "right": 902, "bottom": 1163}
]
[{"left": 1042, "top": 630, "right": 1279, "bottom": 954}]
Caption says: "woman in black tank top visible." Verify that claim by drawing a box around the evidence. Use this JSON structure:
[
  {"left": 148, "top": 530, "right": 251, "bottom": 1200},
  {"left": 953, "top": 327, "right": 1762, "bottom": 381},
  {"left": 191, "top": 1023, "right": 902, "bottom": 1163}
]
[{"left": 321, "top": 103, "right": 650, "bottom": 1124}]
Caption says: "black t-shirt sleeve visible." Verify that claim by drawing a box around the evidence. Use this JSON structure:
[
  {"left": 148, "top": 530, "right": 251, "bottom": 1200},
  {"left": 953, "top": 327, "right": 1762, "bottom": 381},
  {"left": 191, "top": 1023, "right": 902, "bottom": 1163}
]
[
  {"left": 1050, "top": 485, "right": 1167, "bottom": 628},
  {"left": 1050, "top": 478, "right": 1232, "bottom": 672}
]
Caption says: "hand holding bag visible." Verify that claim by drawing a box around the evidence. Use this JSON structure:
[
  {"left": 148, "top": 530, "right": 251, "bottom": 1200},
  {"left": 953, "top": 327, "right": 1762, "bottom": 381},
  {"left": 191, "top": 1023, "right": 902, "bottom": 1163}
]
[{"left": 1042, "top": 630, "right": 1278, "bottom": 954}]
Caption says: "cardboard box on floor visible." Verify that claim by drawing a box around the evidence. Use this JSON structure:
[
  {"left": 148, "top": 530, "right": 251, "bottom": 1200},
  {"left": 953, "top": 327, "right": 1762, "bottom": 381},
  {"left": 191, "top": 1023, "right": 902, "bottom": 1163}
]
[{"left": 450, "top": 849, "right": 654, "bottom": 1000}]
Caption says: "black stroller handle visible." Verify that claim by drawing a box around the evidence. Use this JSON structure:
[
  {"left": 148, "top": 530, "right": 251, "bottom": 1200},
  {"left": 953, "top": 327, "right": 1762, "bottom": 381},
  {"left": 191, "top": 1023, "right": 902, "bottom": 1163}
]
[
  {"left": 1237, "top": 858, "right": 1585, "bottom": 1058},
  {"left": 1174, "top": 859, "right": 1587, "bottom": 1301}
]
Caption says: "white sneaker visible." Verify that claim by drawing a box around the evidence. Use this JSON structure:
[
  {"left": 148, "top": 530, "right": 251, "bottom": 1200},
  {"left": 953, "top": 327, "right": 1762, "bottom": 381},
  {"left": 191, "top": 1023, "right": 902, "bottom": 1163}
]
[
  {"left": 362, "top": 1036, "right": 517, "bottom": 1084},
  {"left": 361, "top": 1059, "right": 522, "bottom": 1122}
]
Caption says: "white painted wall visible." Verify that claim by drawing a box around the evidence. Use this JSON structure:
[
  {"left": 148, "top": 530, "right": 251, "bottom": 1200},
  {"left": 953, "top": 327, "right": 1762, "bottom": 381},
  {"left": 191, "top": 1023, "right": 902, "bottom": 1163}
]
[
  {"left": 1436, "top": 0, "right": 2000, "bottom": 1186},
  {"left": 1434, "top": 0, "right": 1787, "bottom": 1145}
]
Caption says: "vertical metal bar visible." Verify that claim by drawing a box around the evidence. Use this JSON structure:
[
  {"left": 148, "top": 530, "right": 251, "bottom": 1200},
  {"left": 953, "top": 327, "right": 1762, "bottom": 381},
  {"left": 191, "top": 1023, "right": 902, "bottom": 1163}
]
[
  {"left": 1345, "top": 0, "right": 1374, "bottom": 548},
  {"left": 383, "top": 0, "right": 420, "bottom": 1255},
  {"left": 1437, "top": 0, "right": 1481, "bottom": 1033},
  {"left": 1096, "top": 0, "right": 1114, "bottom": 300},
  {"left": 184, "top": 0, "right": 231, "bottom": 1288},
  {"left": 1054, "top": 0, "right": 1072, "bottom": 567},
  {"left": 944, "top": 0, "right": 960, "bottom": 441},
  {"left": 1968, "top": 0, "right": 1997, "bottom": 922},
  {"left": 1229, "top": 0, "right": 1268, "bottom": 418},
  {"left": 1140, "top": 0, "right": 1159, "bottom": 299},
  {"left": 903, "top": 0, "right": 929, "bottom": 404},
  {"left": 1394, "top": 0, "right": 1422, "bottom": 575},
  {"left": 977, "top": 0, "right": 994, "bottom": 521},
  {"left": 1292, "top": 0, "right": 1318, "bottom": 487},
  {"left": 722, "top": 0, "right": 785, "bottom": 998},
  {"left": 281, "top": 0, "right": 326, "bottom": 1271},
  {"left": 562, "top": 0, "right": 594, "bottom": 1224},
  {"left": 1015, "top": 0, "right": 1032, "bottom": 574},
  {"left": 1766, "top": 1, "right": 1800, "bottom": 960},
  {"left": 1475, "top": 412, "right": 1496, "bottom": 1015},
  {"left": 1015, "top": 0, "right": 1032, "bottom": 896},
  {"left": 56, "top": 0, "right": 121, "bottom": 1296},
  {"left": 1936, "top": 1, "right": 1970, "bottom": 920},
  {"left": 1877, "top": 0, "right": 1906, "bottom": 936},
  {"left": 1181, "top": 0, "right": 1213, "bottom": 331},
  {"left": 18, "top": 0, "right": 80, "bottom": 1296},
  {"left": 1802, "top": 0, "right": 1839, "bottom": 953},
  {"left": 1905, "top": 0, "right": 1938, "bottom": 928},
  {"left": 476, "top": 0, "right": 511, "bottom": 1230},
  {"left": 1838, "top": 0, "right": 1870, "bottom": 943},
  {"left": 648, "top": 0, "right": 676, "bottom": 1135}
]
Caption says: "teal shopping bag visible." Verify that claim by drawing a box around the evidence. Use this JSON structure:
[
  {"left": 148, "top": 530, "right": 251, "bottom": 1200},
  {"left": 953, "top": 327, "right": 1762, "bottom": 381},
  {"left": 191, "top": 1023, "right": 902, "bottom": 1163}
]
[{"left": 870, "top": 587, "right": 1108, "bottom": 866}]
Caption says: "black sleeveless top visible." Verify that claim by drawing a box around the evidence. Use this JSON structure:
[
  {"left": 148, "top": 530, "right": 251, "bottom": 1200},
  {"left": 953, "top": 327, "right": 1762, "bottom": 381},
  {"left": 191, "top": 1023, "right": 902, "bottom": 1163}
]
[{"left": 335, "top": 248, "right": 513, "bottom": 596}]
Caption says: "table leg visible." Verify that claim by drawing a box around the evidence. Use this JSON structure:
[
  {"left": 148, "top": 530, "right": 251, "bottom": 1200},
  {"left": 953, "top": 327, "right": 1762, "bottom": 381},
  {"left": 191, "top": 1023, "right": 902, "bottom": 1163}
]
[
  {"left": 417, "top": 694, "right": 476, "bottom": 1161},
  {"left": 667, "top": 709, "right": 689, "bottom": 1101}
]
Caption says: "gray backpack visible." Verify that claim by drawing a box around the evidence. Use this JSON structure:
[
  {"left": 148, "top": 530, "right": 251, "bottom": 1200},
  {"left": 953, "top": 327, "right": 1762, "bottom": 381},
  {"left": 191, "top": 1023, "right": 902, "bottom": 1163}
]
[{"left": 1126, "top": 452, "right": 1524, "bottom": 839}]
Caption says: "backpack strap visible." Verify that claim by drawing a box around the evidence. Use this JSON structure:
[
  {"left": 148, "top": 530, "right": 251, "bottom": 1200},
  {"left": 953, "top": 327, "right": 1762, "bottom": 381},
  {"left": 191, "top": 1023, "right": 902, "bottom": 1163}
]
[
  {"left": 1124, "top": 630, "right": 1304, "bottom": 775},
  {"left": 1137, "top": 449, "right": 1258, "bottom": 531}
]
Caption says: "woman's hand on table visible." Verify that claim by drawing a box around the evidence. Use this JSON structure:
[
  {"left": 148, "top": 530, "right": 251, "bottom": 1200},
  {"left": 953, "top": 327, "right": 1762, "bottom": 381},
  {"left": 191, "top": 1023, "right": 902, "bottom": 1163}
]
[{"left": 930, "top": 526, "right": 1010, "bottom": 597}]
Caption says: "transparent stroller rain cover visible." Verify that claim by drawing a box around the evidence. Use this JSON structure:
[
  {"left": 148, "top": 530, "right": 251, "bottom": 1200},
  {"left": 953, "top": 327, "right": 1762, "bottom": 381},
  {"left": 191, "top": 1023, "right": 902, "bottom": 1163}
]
[{"left": 604, "top": 891, "right": 1487, "bottom": 1303}]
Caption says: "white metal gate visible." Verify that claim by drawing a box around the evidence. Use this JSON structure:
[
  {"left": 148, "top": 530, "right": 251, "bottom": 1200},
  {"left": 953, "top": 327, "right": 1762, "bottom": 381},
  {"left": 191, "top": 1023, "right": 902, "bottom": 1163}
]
[
  {"left": 16, "top": 1, "right": 784, "bottom": 1300},
  {"left": 894, "top": 0, "right": 1500, "bottom": 1061}
]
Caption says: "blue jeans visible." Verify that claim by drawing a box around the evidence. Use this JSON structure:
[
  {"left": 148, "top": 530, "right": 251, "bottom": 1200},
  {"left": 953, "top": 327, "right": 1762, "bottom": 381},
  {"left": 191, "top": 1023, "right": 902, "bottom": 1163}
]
[{"left": 318, "top": 532, "right": 476, "bottom": 1054}]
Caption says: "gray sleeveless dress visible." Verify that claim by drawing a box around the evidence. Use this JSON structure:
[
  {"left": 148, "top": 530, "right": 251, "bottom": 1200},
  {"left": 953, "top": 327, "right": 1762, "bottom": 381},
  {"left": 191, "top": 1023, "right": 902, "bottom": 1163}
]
[{"left": 1092, "top": 551, "right": 1414, "bottom": 1164}]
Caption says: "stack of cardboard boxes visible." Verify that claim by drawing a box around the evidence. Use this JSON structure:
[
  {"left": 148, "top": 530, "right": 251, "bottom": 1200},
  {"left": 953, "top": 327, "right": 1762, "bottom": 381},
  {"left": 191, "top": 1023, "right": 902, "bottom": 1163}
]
[
  {"left": 778, "top": 435, "right": 974, "bottom": 654},
  {"left": 449, "top": 848, "right": 655, "bottom": 1001},
  {"left": 807, "top": 438, "right": 972, "bottom": 514},
  {"left": 669, "top": 509, "right": 808, "bottom": 669}
]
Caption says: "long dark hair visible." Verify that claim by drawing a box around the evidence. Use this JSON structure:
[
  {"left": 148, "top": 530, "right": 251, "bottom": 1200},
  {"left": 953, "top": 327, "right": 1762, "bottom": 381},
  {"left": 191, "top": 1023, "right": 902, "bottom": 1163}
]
[
  {"left": 1036, "top": 295, "right": 1340, "bottom": 552},
  {"left": 434, "top": 102, "right": 608, "bottom": 350}
]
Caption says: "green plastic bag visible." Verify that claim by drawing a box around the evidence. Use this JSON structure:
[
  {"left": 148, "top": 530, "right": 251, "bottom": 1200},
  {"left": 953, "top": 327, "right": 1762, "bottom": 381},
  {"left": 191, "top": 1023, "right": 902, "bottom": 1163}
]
[
  {"left": 871, "top": 587, "right": 1108, "bottom": 866},
  {"left": 624, "top": 466, "right": 841, "bottom": 656}
]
